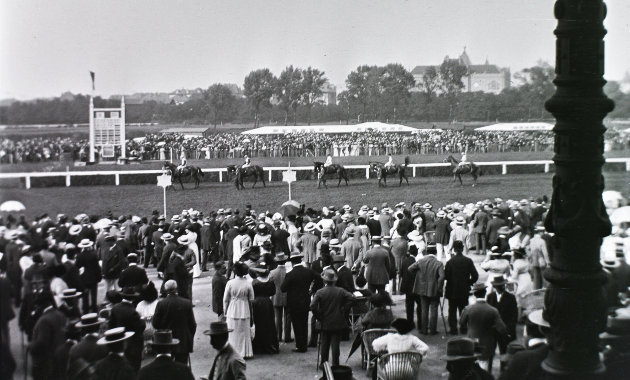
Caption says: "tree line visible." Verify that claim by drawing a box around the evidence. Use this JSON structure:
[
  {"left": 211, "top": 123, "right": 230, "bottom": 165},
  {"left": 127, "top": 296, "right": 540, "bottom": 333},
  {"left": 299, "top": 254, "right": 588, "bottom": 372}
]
[{"left": 1, "top": 62, "right": 629, "bottom": 127}]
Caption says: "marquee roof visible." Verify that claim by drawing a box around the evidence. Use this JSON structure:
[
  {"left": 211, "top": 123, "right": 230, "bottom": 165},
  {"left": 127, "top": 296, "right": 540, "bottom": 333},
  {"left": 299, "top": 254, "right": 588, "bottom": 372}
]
[
  {"left": 475, "top": 122, "right": 554, "bottom": 132},
  {"left": 241, "top": 122, "right": 417, "bottom": 135}
]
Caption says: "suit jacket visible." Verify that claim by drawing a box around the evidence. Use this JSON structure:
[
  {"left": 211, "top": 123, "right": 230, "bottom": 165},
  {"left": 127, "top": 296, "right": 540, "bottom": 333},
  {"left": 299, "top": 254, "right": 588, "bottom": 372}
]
[
  {"left": 281, "top": 264, "right": 317, "bottom": 313},
  {"left": 152, "top": 293, "right": 197, "bottom": 354},
  {"left": 472, "top": 210, "right": 489, "bottom": 234},
  {"left": 498, "top": 344, "right": 548, "bottom": 380},
  {"left": 69, "top": 334, "right": 107, "bottom": 364},
  {"left": 94, "top": 353, "right": 136, "bottom": 380},
  {"left": 363, "top": 246, "right": 391, "bottom": 286},
  {"left": 63, "top": 261, "right": 84, "bottom": 290},
  {"left": 269, "top": 266, "right": 287, "bottom": 307},
  {"left": 76, "top": 249, "right": 102, "bottom": 286},
  {"left": 378, "top": 214, "right": 392, "bottom": 236},
  {"left": 410, "top": 254, "right": 445, "bottom": 297},
  {"left": 336, "top": 266, "right": 355, "bottom": 293},
  {"left": 0, "top": 277, "right": 15, "bottom": 326},
  {"left": 108, "top": 301, "right": 145, "bottom": 361},
  {"left": 271, "top": 228, "right": 291, "bottom": 255},
  {"left": 296, "top": 233, "right": 320, "bottom": 263},
  {"left": 366, "top": 219, "right": 381, "bottom": 237},
  {"left": 117, "top": 265, "right": 148, "bottom": 290},
  {"left": 340, "top": 238, "right": 363, "bottom": 269},
  {"left": 101, "top": 242, "right": 128, "bottom": 280},
  {"left": 208, "top": 343, "right": 246, "bottom": 380},
  {"left": 28, "top": 307, "right": 67, "bottom": 364},
  {"left": 459, "top": 300, "right": 508, "bottom": 360},
  {"left": 137, "top": 355, "right": 195, "bottom": 380},
  {"left": 310, "top": 285, "right": 354, "bottom": 331},
  {"left": 399, "top": 255, "right": 417, "bottom": 295},
  {"left": 212, "top": 273, "right": 228, "bottom": 315},
  {"left": 487, "top": 291, "right": 518, "bottom": 339},
  {"left": 444, "top": 254, "right": 478, "bottom": 300},
  {"left": 485, "top": 217, "right": 507, "bottom": 246},
  {"left": 434, "top": 218, "right": 452, "bottom": 245}
]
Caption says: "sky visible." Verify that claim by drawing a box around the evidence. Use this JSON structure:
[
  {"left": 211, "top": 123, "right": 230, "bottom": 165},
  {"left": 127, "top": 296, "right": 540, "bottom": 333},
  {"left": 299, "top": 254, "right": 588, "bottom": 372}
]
[{"left": 1, "top": 0, "right": 629, "bottom": 100}]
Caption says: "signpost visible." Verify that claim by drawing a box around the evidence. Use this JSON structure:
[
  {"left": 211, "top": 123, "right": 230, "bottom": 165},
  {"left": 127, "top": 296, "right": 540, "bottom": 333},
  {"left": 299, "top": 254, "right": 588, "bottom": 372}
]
[
  {"left": 157, "top": 174, "right": 172, "bottom": 218},
  {"left": 89, "top": 97, "right": 126, "bottom": 162},
  {"left": 282, "top": 163, "right": 296, "bottom": 200}
]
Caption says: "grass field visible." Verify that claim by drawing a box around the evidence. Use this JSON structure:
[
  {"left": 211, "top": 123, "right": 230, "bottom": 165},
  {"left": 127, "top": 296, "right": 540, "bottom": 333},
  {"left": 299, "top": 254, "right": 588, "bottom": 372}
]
[{"left": 2, "top": 171, "right": 628, "bottom": 219}]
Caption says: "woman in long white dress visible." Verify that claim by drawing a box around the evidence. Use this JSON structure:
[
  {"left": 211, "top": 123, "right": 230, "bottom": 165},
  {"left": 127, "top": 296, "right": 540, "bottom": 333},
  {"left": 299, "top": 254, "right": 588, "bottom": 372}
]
[
  {"left": 185, "top": 227, "right": 201, "bottom": 278},
  {"left": 510, "top": 248, "right": 533, "bottom": 307},
  {"left": 224, "top": 262, "right": 255, "bottom": 359}
]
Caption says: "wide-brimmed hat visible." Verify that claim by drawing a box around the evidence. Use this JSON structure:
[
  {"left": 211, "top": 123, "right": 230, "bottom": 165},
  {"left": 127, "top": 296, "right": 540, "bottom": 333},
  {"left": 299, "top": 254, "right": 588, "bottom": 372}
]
[
  {"left": 171, "top": 215, "right": 181, "bottom": 222},
  {"left": 331, "top": 255, "right": 346, "bottom": 264},
  {"left": 150, "top": 329, "right": 180, "bottom": 346},
  {"left": 423, "top": 203, "right": 432, "bottom": 209},
  {"left": 534, "top": 222, "right": 546, "bottom": 232},
  {"left": 119, "top": 287, "right": 139, "bottom": 299},
  {"left": 177, "top": 235, "right": 190, "bottom": 245},
  {"left": 520, "top": 199, "right": 529, "bottom": 207},
  {"left": 441, "top": 337, "right": 482, "bottom": 361},
  {"left": 61, "top": 288, "right": 83, "bottom": 299},
  {"left": 491, "top": 275, "right": 507, "bottom": 286},
  {"left": 470, "top": 282, "right": 487, "bottom": 294},
  {"left": 97, "top": 327, "right": 134, "bottom": 345},
  {"left": 371, "top": 235, "right": 383, "bottom": 242},
  {"left": 78, "top": 239, "right": 94, "bottom": 248},
  {"left": 436, "top": 210, "right": 446, "bottom": 218},
  {"left": 75, "top": 313, "right": 106, "bottom": 328},
  {"left": 500, "top": 342, "right": 526, "bottom": 362},
  {"left": 131, "top": 216, "right": 141, "bottom": 224},
  {"left": 289, "top": 251, "right": 304, "bottom": 261},
  {"left": 321, "top": 268, "right": 338, "bottom": 282},
  {"left": 391, "top": 318, "right": 414, "bottom": 334},
  {"left": 274, "top": 253, "right": 289, "bottom": 263},
  {"left": 528, "top": 309, "right": 550, "bottom": 328},
  {"left": 304, "top": 222, "right": 316, "bottom": 232},
  {"left": 5, "top": 230, "right": 19, "bottom": 240},
  {"left": 329, "top": 238, "right": 341, "bottom": 248},
  {"left": 203, "top": 321, "right": 233, "bottom": 335},
  {"left": 161, "top": 233, "right": 174, "bottom": 241},
  {"left": 455, "top": 216, "right": 466, "bottom": 225},
  {"left": 497, "top": 226, "right": 511, "bottom": 236},
  {"left": 69, "top": 225, "right": 83, "bottom": 236},
  {"left": 345, "top": 226, "right": 356, "bottom": 236}
]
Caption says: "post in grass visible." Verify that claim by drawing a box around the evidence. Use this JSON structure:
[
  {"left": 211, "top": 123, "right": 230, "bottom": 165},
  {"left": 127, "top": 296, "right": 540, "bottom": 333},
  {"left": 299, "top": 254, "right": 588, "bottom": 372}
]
[
  {"left": 157, "top": 172, "right": 172, "bottom": 219},
  {"left": 282, "top": 162, "right": 297, "bottom": 201}
]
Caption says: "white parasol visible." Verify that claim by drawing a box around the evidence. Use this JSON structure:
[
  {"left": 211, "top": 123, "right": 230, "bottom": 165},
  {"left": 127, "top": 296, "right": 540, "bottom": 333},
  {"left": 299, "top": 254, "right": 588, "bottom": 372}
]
[
  {"left": 0, "top": 200, "right": 25, "bottom": 212},
  {"left": 610, "top": 206, "right": 630, "bottom": 226}
]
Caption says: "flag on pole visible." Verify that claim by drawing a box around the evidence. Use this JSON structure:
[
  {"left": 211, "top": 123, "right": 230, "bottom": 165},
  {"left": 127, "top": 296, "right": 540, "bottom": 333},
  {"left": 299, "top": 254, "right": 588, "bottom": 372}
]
[{"left": 89, "top": 71, "right": 95, "bottom": 91}]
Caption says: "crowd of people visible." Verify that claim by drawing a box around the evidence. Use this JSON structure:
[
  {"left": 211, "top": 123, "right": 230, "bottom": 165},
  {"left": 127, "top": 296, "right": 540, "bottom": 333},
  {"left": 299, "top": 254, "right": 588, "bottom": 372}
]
[{"left": 1, "top": 194, "right": 629, "bottom": 380}]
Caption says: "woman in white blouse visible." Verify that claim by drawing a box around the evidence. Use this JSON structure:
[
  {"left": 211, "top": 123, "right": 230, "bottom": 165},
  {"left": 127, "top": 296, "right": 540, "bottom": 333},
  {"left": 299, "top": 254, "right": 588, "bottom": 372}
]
[
  {"left": 224, "top": 261, "right": 255, "bottom": 359},
  {"left": 372, "top": 318, "right": 429, "bottom": 355}
]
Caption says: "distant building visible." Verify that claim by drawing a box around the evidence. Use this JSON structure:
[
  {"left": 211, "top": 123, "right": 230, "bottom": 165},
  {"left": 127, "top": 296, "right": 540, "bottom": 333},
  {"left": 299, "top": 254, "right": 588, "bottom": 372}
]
[
  {"left": 319, "top": 83, "right": 337, "bottom": 105},
  {"left": 411, "top": 49, "right": 511, "bottom": 95}
]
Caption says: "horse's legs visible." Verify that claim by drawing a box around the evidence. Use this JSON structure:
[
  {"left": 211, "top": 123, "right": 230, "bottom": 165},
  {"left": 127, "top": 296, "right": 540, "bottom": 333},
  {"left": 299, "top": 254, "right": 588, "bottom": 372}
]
[
  {"left": 261, "top": 172, "right": 266, "bottom": 187},
  {"left": 337, "top": 175, "right": 342, "bottom": 187},
  {"left": 252, "top": 177, "right": 257, "bottom": 188},
  {"left": 180, "top": 178, "right": 185, "bottom": 190},
  {"left": 457, "top": 174, "right": 463, "bottom": 186}
]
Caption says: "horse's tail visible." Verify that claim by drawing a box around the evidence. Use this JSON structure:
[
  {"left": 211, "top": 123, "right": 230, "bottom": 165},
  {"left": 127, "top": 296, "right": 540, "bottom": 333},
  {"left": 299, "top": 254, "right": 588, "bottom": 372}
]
[
  {"left": 404, "top": 156, "right": 410, "bottom": 167},
  {"left": 198, "top": 167, "right": 204, "bottom": 177}
]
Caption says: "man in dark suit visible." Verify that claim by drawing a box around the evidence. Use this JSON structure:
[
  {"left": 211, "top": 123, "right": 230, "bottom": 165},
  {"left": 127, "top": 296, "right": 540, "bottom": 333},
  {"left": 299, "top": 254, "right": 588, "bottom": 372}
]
[
  {"left": 499, "top": 309, "right": 550, "bottom": 380},
  {"left": 270, "top": 220, "right": 291, "bottom": 255},
  {"left": 94, "top": 327, "right": 136, "bottom": 380},
  {"left": 409, "top": 246, "right": 445, "bottom": 334},
  {"left": 362, "top": 236, "right": 391, "bottom": 293},
  {"left": 310, "top": 269, "right": 354, "bottom": 366},
  {"left": 212, "top": 261, "right": 228, "bottom": 318},
  {"left": 366, "top": 210, "right": 381, "bottom": 237},
  {"left": 487, "top": 275, "right": 518, "bottom": 354},
  {"left": 281, "top": 252, "right": 319, "bottom": 352},
  {"left": 485, "top": 208, "right": 507, "bottom": 248},
  {"left": 205, "top": 321, "right": 247, "bottom": 380},
  {"left": 137, "top": 329, "right": 194, "bottom": 380},
  {"left": 152, "top": 280, "right": 197, "bottom": 364},
  {"left": 28, "top": 291, "right": 67, "bottom": 380},
  {"left": 331, "top": 254, "right": 354, "bottom": 293},
  {"left": 70, "top": 313, "right": 108, "bottom": 365},
  {"left": 472, "top": 205, "right": 489, "bottom": 254},
  {"left": 76, "top": 239, "right": 102, "bottom": 313},
  {"left": 269, "top": 253, "right": 291, "bottom": 343},
  {"left": 399, "top": 248, "right": 419, "bottom": 328},
  {"left": 444, "top": 240, "right": 479, "bottom": 334},
  {"left": 117, "top": 253, "right": 149, "bottom": 292},
  {"left": 108, "top": 287, "right": 145, "bottom": 371},
  {"left": 460, "top": 283, "right": 508, "bottom": 372}
]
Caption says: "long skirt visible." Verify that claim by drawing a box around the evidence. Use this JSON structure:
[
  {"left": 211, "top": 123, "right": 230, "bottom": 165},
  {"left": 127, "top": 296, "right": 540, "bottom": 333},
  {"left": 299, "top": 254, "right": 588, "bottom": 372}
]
[
  {"left": 227, "top": 317, "right": 253, "bottom": 358},
  {"left": 252, "top": 297, "right": 279, "bottom": 354}
]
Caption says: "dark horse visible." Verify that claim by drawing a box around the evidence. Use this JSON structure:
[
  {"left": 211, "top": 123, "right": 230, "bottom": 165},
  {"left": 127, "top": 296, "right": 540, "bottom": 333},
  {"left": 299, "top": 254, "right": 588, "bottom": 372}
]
[
  {"left": 444, "top": 155, "right": 481, "bottom": 186},
  {"left": 313, "top": 162, "right": 349, "bottom": 189},
  {"left": 369, "top": 156, "right": 410, "bottom": 187},
  {"left": 226, "top": 165, "right": 266, "bottom": 190},
  {"left": 163, "top": 162, "right": 204, "bottom": 190}
]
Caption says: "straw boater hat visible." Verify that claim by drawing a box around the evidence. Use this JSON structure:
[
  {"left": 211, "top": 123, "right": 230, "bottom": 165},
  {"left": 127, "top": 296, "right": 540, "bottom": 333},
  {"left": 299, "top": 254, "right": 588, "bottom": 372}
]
[
  {"left": 149, "top": 329, "right": 180, "bottom": 347},
  {"left": 289, "top": 251, "right": 304, "bottom": 261},
  {"left": 436, "top": 210, "right": 446, "bottom": 218},
  {"left": 423, "top": 203, "right": 432, "bottom": 209},
  {"left": 274, "top": 253, "right": 289, "bottom": 263},
  {"left": 455, "top": 216, "right": 466, "bottom": 225},
  {"left": 601, "top": 258, "right": 621, "bottom": 270},
  {"left": 69, "top": 225, "right": 83, "bottom": 236},
  {"left": 321, "top": 268, "right": 338, "bottom": 282},
  {"left": 61, "top": 288, "right": 83, "bottom": 299},
  {"left": 441, "top": 337, "right": 482, "bottom": 361},
  {"left": 161, "top": 233, "right": 174, "bottom": 241},
  {"left": 329, "top": 238, "right": 341, "bottom": 248},
  {"left": 177, "top": 235, "right": 191, "bottom": 245},
  {"left": 75, "top": 313, "right": 106, "bottom": 329},
  {"left": 97, "top": 327, "right": 134, "bottom": 345},
  {"left": 78, "top": 239, "right": 94, "bottom": 248},
  {"left": 204, "top": 321, "right": 233, "bottom": 335},
  {"left": 303, "top": 222, "right": 316, "bottom": 233},
  {"left": 534, "top": 222, "right": 546, "bottom": 232}
]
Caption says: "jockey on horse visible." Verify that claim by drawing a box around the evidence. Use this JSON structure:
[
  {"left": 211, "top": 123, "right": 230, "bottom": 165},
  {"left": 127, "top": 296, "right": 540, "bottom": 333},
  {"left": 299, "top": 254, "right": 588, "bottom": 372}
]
[
  {"left": 384, "top": 155, "right": 394, "bottom": 170},
  {"left": 458, "top": 150, "right": 470, "bottom": 169},
  {"left": 177, "top": 151, "right": 187, "bottom": 174}
]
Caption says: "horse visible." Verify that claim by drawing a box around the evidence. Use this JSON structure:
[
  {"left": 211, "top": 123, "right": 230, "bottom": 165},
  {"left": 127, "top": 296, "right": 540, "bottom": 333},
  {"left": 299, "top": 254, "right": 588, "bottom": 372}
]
[
  {"left": 313, "top": 162, "right": 349, "bottom": 189},
  {"left": 226, "top": 164, "right": 266, "bottom": 190},
  {"left": 443, "top": 155, "right": 482, "bottom": 186},
  {"left": 369, "top": 156, "right": 410, "bottom": 187},
  {"left": 162, "top": 161, "right": 204, "bottom": 190}
]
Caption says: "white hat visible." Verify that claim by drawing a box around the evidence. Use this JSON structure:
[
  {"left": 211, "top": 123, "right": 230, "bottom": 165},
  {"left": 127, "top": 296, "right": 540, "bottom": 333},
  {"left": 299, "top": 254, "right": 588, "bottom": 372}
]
[
  {"left": 177, "top": 235, "right": 190, "bottom": 245},
  {"left": 161, "top": 233, "right": 174, "bottom": 241},
  {"left": 304, "top": 222, "right": 316, "bottom": 232},
  {"left": 69, "top": 225, "right": 83, "bottom": 236},
  {"left": 78, "top": 239, "right": 94, "bottom": 248},
  {"left": 455, "top": 216, "right": 466, "bottom": 225},
  {"left": 131, "top": 216, "right": 141, "bottom": 223}
]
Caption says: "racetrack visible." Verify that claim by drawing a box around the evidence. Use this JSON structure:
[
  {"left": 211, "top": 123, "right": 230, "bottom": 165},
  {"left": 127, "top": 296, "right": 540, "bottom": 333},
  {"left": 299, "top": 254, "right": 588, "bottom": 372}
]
[{"left": 2, "top": 171, "right": 628, "bottom": 219}]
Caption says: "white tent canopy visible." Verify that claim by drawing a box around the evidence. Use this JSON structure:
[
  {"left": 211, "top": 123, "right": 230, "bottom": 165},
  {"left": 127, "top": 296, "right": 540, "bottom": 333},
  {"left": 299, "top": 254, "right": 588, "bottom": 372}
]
[
  {"left": 475, "top": 122, "right": 554, "bottom": 131},
  {"left": 241, "top": 122, "right": 417, "bottom": 135}
]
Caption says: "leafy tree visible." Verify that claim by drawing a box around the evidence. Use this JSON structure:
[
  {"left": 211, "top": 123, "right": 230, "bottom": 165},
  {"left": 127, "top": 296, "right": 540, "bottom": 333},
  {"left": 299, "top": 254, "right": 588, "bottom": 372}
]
[
  {"left": 275, "top": 66, "right": 303, "bottom": 125},
  {"left": 381, "top": 63, "right": 415, "bottom": 122},
  {"left": 345, "top": 65, "right": 377, "bottom": 122},
  {"left": 299, "top": 67, "right": 327, "bottom": 125},
  {"left": 439, "top": 59, "right": 468, "bottom": 96},
  {"left": 204, "top": 84, "right": 236, "bottom": 127},
  {"left": 420, "top": 66, "right": 440, "bottom": 102},
  {"left": 243, "top": 68, "right": 275, "bottom": 127},
  {"left": 337, "top": 90, "right": 352, "bottom": 125}
]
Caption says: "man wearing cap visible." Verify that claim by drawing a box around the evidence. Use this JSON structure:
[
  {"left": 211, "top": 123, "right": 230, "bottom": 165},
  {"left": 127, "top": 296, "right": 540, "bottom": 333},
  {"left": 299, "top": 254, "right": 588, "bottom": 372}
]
[
  {"left": 29, "top": 290, "right": 68, "bottom": 380},
  {"left": 118, "top": 253, "right": 149, "bottom": 293},
  {"left": 434, "top": 209, "right": 452, "bottom": 261},
  {"left": 444, "top": 241, "right": 478, "bottom": 335},
  {"left": 69, "top": 313, "right": 108, "bottom": 365},
  {"left": 76, "top": 239, "right": 102, "bottom": 313},
  {"left": 296, "top": 222, "right": 320, "bottom": 266},
  {"left": 157, "top": 233, "right": 176, "bottom": 275},
  {"left": 460, "top": 283, "right": 508, "bottom": 372},
  {"left": 152, "top": 280, "right": 197, "bottom": 364},
  {"left": 281, "top": 252, "right": 320, "bottom": 352},
  {"left": 499, "top": 309, "right": 550, "bottom": 380},
  {"left": 487, "top": 275, "right": 518, "bottom": 355},
  {"left": 205, "top": 321, "right": 247, "bottom": 380},
  {"left": 311, "top": 268, "right": 354, "bottom": 366},
  {"left": 442, "top": 337, "right": 493, "bottom": 380},
  {"left": 137, "top": 329, "right": 194, "bottom": 380},
  {"left": 94, "top": 327, "right": 136, "bottom": 380},
  {"left": 108, "top": 287, "right": 145, "bottom": 371},
  {"left": 200, "top": 215, "right": 221, "bottom": 271}
]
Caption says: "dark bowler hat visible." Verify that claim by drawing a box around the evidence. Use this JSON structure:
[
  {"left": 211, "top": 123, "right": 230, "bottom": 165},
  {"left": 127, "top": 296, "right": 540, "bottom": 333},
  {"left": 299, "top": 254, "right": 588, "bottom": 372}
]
[
  {"left": 274, "top": 253, "right": 289, "bottom": 263},
  {"left": 204, "top": 321, "right": 233, "bottom": 336},
  {"left": 119, "top": 287, "right": 139, "bottom": 300},
  {"left": 441, "top": 337, "right": 481, "bottom": 361},
  {"left": 149, "top": 329, "right": 180, "bottom": 346},
  {"left": 97, "top": 327, "right": 134, "bottom": 345},
  {"left": 500, "top": 341, "right": 526, "bottom": 362},
  {"left": 391, "top": 318, "right": 414, "bottom": 334},
  {"left": 331, "top": 254, "right": 346, "bottom": 264},
  {"left": 491, "top": 275, "right": 507, "bottom": 286},
  {"left": 75, "top": 313, "right": 106, "bottom": 329},
  {"left": 470, "top": 282, "right": 487, "bottom": 294}
]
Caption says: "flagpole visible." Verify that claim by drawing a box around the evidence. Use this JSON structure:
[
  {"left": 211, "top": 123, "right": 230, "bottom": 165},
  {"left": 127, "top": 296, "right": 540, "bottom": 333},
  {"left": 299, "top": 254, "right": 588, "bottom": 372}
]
[
  {"left": 288, "top": 162, "right": 292, "bottom": 201},
  {"left": 89, "top": 71, "right": 96, "bottom": 163}
]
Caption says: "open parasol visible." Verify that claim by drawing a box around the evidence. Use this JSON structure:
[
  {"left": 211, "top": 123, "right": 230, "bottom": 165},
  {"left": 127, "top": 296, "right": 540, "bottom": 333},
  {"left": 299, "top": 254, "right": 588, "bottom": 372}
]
[
  {"left": 279, "top": 200, "right": 300, "bottom": 217},
  {"left": 0, "top": 200, "right": 25, "bottom": 213},
  {"left": 93, "top": 218, "right": 112, "bottom": 230}
]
